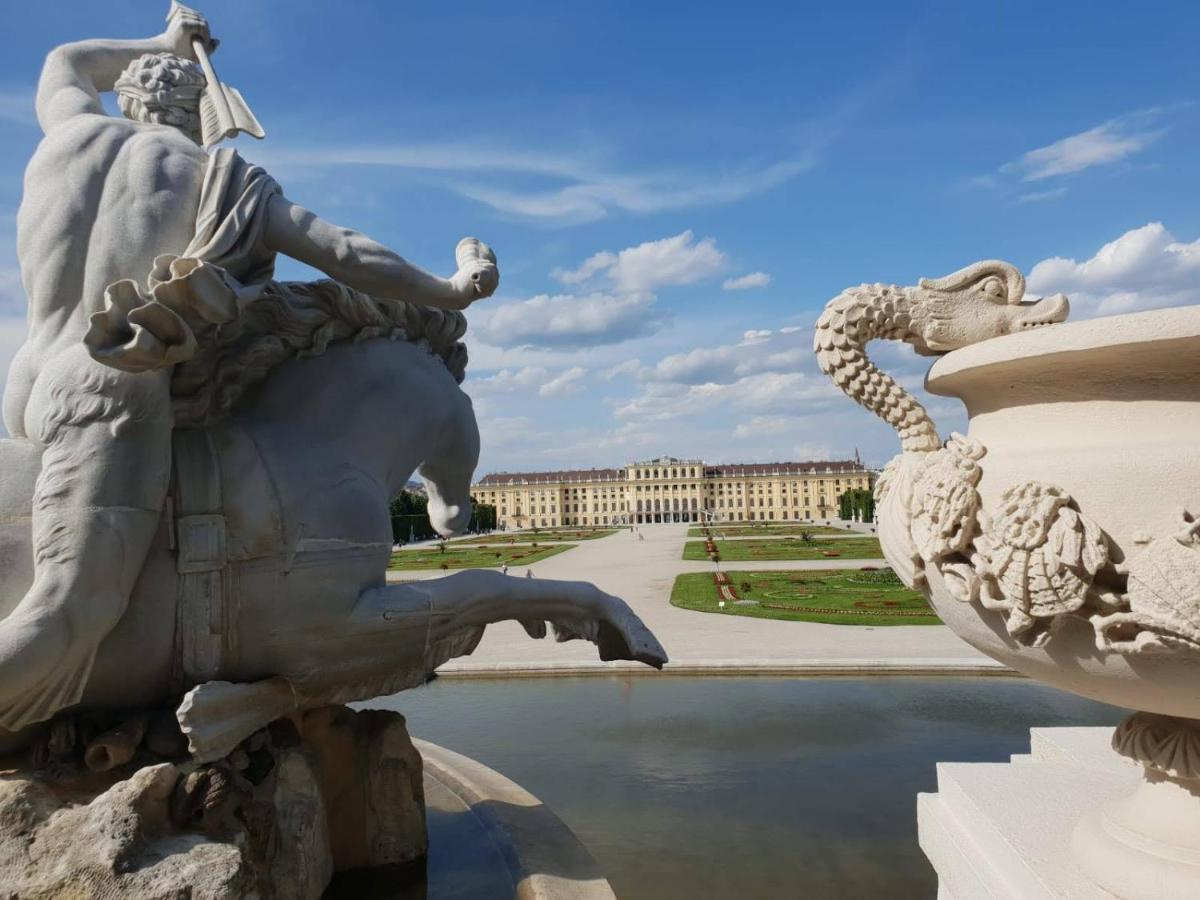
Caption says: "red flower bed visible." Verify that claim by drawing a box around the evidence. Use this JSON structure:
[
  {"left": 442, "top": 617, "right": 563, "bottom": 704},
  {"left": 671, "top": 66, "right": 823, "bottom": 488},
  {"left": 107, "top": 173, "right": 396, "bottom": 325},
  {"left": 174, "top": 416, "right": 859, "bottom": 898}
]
[{"left": 712, "top": 571, "right": 739, "bottom": 601}]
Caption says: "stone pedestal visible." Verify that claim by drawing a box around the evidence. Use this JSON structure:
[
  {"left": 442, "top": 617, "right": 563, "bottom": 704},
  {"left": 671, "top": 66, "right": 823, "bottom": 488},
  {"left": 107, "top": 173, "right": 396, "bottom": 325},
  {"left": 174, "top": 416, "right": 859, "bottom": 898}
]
[
  {"left": 0, "top": 705, "right": 426, "bottom": 900},
  {"left": 918, "top": 726, "right": 1145, "bottom": 899},
  {"left": 300, "top": 705, "right": 427, "bottom": 871}
]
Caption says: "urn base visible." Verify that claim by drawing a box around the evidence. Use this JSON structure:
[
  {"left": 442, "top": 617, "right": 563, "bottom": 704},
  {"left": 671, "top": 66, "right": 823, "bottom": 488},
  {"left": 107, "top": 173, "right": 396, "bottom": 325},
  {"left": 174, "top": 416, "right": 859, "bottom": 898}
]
[
  {"left": 1071, "top": 714, "right": 1200, "bottom": 900},
  {"left": 1071, "top": 772, "right": 1200, "bottom": 900}
]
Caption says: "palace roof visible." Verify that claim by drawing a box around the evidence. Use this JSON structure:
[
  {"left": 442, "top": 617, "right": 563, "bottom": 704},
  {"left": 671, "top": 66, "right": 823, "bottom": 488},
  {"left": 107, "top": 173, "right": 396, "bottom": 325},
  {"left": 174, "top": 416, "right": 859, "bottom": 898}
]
[
  {"left": 475, "top": 468, "right": 624, "bottom": 486},
  {"left": 474, "top": 459, "right": 867, "bottom": 486}
]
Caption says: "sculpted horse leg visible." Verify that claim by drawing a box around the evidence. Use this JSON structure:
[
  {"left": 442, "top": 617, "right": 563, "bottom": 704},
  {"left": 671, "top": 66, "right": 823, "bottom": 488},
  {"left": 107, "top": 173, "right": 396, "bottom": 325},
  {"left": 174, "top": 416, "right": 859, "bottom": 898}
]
[{"left": 178, "top": 570, "right": 668, "bottom": 761}]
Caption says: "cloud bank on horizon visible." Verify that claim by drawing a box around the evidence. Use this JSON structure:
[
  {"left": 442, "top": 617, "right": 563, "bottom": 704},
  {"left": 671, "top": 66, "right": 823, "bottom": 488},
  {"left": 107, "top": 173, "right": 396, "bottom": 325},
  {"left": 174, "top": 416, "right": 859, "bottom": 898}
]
[{"left": 0, "top": 1, "right": 1196, "bottom": 475}]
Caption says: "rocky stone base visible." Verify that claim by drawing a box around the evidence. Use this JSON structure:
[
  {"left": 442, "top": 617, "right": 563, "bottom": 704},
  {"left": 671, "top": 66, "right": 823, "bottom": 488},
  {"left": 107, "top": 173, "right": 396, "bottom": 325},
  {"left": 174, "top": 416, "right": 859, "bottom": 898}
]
[{"left": 0, "top": 705, "right": 426, "bottom": 899}]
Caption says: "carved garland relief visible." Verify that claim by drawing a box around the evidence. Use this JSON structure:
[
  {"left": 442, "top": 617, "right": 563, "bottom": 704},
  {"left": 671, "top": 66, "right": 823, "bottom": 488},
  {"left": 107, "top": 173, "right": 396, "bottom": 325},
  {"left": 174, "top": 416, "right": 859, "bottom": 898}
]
[{"left": 891, "top": 436, "right": 1200, "bottom": 654}]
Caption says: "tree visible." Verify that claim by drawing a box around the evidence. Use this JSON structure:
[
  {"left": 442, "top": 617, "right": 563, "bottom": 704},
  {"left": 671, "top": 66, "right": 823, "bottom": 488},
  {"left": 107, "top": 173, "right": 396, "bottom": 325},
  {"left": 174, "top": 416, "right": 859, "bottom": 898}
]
[
  {"left": 837, "top": 488, "right": 875, "bottom": 522},
  {"left": 469, "top": 498, "right": 497, "bottom": 532},
  {"left": 389, "top": 490, "right": 436, "bottom": 543}
]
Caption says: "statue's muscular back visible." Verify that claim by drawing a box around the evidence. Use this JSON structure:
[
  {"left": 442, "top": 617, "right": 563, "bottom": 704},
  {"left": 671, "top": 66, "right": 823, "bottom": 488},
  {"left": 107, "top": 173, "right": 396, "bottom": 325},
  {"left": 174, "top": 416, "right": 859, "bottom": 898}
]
[{"left": 8, "top": 113, "right": 205, "bottom": 435}]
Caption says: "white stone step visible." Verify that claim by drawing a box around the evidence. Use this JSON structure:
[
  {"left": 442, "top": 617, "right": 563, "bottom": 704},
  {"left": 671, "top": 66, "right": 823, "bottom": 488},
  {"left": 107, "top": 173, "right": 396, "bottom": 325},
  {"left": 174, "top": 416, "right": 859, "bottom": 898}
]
[
  {"left": 919, "top": 729, "right": 1143, "bottom": 899},
  {"left": 1029, "top": 727, "right": 1131, "bottom": 774}
]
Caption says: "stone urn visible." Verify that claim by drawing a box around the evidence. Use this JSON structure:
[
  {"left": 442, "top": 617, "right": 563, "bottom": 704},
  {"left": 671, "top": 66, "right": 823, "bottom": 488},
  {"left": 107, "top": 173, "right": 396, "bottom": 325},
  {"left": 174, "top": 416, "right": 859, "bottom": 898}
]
[{"left": 814, "top": 260, "right": 1200, "bottom": 899}]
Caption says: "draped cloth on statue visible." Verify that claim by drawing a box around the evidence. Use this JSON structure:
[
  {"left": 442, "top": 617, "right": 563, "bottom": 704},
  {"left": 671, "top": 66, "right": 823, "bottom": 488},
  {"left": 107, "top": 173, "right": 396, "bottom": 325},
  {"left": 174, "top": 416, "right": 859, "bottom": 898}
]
[{"left": 84, "top": 148, "right": 282, "bottom": 373}]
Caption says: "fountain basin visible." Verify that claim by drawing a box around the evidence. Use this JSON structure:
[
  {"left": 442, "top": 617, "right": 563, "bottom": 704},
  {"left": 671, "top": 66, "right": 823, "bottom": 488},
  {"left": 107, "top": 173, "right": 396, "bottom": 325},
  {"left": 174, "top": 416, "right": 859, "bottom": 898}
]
[{"left": 372, "top": 674, "right": 1124, "bottom": 900}]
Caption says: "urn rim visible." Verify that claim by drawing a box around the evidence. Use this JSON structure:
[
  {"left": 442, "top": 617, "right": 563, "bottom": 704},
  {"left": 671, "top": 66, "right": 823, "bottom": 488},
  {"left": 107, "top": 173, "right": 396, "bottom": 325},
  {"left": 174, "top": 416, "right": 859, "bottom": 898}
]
[{"left": 925, "top": 305, "right": 1200, "bottom": 399}]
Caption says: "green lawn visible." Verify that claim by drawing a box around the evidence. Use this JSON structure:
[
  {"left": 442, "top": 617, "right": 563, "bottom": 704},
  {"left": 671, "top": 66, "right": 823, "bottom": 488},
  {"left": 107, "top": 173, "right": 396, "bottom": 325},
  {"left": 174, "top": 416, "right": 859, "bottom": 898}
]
[
  {"left": 686, "top": 525, "right": 862, "bottom": 538},
  {"left": 388, "top": 543, "right": 575, "bottom": 571},
  {"left": 670, "top": 569, "right": 940, "bottom": 625},
  {"left": 451, "top": 529, "right": 618, "bottom": 545},
  {"left": 682, "top": 537, "right": 883, "bottom": 561}
]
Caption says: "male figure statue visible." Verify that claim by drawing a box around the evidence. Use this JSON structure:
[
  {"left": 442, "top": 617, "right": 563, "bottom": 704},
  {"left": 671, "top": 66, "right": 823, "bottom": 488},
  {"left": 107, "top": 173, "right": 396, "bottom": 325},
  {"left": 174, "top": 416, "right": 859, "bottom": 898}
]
[{"left": 0, "top": 7, "right": 498, "bottom": 730}]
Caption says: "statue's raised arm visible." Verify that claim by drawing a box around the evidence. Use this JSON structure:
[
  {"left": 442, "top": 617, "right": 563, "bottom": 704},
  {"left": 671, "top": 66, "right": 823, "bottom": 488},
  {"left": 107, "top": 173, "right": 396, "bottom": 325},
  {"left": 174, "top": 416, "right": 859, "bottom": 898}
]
[{"left": 35, "top": 5, "right": 213, "bottom": 134}]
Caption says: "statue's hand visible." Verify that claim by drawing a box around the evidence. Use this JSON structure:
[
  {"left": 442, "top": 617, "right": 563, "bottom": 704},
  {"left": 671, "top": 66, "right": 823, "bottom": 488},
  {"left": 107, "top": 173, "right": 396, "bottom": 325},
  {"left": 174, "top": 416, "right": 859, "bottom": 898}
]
[
  {"left": 164, "top": 2, "right": 217, "bottom": 60},
  {"left": 449, "top": 238, "right": 499, "bottom": 306}
]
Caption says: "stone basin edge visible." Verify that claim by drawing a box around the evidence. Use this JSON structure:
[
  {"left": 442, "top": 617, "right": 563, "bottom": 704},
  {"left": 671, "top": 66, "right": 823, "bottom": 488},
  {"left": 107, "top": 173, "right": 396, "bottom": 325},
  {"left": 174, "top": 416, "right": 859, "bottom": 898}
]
[{"left": 416, "top": 738, "right": 618, "bottom": 900}]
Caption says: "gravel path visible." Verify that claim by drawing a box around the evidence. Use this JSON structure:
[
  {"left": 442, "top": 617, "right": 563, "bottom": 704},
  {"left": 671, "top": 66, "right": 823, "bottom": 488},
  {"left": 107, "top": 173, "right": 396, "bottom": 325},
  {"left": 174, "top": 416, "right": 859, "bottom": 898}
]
[{"left": 389, "top": 523, "right": 1004, "bottom": 676}]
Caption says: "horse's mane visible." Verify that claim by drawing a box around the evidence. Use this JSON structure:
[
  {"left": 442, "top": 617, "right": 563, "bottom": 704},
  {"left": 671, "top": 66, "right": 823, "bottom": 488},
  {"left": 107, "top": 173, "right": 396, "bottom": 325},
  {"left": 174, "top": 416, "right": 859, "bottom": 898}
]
[{"left": 170, "top": 279, "right": 469, "bottom": 425}]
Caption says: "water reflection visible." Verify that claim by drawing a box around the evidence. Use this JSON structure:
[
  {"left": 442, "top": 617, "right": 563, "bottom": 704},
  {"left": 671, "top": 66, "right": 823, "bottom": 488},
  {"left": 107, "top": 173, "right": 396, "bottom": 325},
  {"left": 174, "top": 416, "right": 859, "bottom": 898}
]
[{"left": 366, "top": 677, "right": 1124, "bottom": 900}]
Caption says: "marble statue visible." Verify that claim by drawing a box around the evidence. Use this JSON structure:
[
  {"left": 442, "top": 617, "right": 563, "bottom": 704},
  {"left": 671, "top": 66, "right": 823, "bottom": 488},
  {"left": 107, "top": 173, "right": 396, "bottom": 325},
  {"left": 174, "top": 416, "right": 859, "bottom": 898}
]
[
  {"left": 0, "top": 0, "right": 665, "bottom": 765},
  {"left": 817, "top": 262, "right": 1200, "bottom": 898}
]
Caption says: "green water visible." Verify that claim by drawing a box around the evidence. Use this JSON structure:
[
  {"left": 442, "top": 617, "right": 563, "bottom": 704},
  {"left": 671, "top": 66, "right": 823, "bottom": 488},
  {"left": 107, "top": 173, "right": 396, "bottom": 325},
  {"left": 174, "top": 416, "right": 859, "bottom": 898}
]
[{"left": 364, "top": 676, "right": 1125, "bottom": 899}]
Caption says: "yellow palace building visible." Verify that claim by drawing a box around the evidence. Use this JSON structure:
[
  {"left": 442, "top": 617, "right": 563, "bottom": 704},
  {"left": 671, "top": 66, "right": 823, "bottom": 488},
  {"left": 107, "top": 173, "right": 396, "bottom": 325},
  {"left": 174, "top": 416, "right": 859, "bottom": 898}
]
[{"left": 472, "top": 456, "right": 875, "bottom": 529}]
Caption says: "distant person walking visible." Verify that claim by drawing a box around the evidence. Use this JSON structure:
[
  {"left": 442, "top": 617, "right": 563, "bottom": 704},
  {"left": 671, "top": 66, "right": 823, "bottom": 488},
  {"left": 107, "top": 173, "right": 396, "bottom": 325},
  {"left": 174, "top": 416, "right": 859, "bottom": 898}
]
[
  {"left": 501, "top": 563, "right": 509, "bottom": 576},
  {"left": 526, "top": 569, "right": 534, "bottom": 579}
]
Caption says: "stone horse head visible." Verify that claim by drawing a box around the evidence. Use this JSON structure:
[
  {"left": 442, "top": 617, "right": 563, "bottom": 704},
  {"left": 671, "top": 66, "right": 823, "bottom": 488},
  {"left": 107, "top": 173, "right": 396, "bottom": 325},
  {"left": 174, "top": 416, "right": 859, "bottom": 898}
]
[{"left": 0, "top": 277, "right": 666, "bottom": 761}]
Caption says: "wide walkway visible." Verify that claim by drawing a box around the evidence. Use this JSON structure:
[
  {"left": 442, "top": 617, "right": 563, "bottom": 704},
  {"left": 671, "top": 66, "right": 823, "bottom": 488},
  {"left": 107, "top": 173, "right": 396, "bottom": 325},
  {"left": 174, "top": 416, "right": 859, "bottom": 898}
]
[{"left": 391, "top": 524, "right": 1003, "bottom": 676}]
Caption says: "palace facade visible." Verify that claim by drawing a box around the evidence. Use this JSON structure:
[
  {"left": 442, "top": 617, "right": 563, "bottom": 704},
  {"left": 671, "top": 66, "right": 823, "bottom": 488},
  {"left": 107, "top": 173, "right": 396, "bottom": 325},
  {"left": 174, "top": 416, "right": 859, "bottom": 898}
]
[{"left": 472, "top": 456, "right": 875, "bottom": 529}]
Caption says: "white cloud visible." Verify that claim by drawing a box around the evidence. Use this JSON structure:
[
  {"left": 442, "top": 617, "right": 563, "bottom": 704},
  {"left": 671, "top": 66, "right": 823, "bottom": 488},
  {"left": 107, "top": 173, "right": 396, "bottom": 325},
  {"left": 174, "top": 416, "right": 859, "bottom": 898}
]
[
  {"left": 261, "top": 142, "right": 814, "bottom": 225},
  {"left": 551, "top": 231, "right": 726, "bottom": 293},
  {"left": 615, "top": 371, "right": 837, "bottom": 423},
  {"left": 600, "top": 358, "right": 648, "bottom": 381},
  {"left": 457, "top": 159, "right": 812, "bottom": 224},
  {"left": 1000, "top": 110, "right": 1168, "bottom": 183},
  {"left": 466, "top": 366, "right": 548, "bottom": 397},
  {"left": 1028, "top": 222, "right": 1200, "bottom": 317},
  {"left": 473, "top": 415, "right": 549, "bottom": 449},
  {"left": 468, "top": 313, "right": 930, "bottom": 475},
  {"left": 791, "top": 441, "right": 836, "bottom": 461},
  {"left": 723, "top": 271, "right": 771, "bottom": 291},
  {"left": 645, "top": 329, "right": 809, "bottom": 384},
  {"left": 478, "top": 291, "right": 666, "bottom": 349},
  {"left": 0, "top": 88, "right": 35, "bottom": 126},
  {"left": 538, "top": 366, "right": 587, "bottom": 397},
  {"left": 551, "top": 252, "right": 617, "bottom": 285},
  {"left": 733, "top": 415, "right": 797, "bottom": 439},
  {"left": 494, "top": 232, "right": 725, "bottom": 351},
  {"left": 964, "top": 109, "right": 1178, "bottom": 201},
  {"left": 650, "top": 346, "right": 737, "bottom": 383},
  {"left": 608, "top": 231, "right": 725, "bottom": 292},
  {"left": 1016, "top": 187, "right": 1069, "bottom": 204},
  {"left": 260, "top": 143, "right": 589, "bottom": 178}
]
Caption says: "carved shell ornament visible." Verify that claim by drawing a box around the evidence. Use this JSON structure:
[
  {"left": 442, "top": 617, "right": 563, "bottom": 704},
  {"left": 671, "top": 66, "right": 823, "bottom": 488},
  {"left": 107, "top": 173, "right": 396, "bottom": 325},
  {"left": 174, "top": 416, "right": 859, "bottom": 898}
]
[
  {"left": 1113, "top": 711, "right": 1200, "bottom": 780},
  {"left": 813, "top": 260, "right": 1200, "bottom": 655}
]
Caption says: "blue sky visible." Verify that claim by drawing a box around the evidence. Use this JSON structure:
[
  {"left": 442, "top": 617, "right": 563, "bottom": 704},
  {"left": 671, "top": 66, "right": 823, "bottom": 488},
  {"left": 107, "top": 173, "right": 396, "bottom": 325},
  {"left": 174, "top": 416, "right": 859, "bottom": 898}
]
[{"left": 1, "top": 1, "right": 1198, "bottom": 474}]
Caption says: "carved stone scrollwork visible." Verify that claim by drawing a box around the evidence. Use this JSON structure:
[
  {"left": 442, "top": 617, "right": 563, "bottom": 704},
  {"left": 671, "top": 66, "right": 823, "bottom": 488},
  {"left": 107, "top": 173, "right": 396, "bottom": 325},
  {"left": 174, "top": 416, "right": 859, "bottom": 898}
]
[
  {"left": 892, "top": 440, "right": 1200, "bottom": 655},
  {"left": 1093, "top": 511, "right": 1200, "bottom": 653},
  {"left": 982, "top": 480, "right": 1109, "bottom": 648},
  {"left": 910, "top": 435, "right": 985, "bottom": 564}
]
